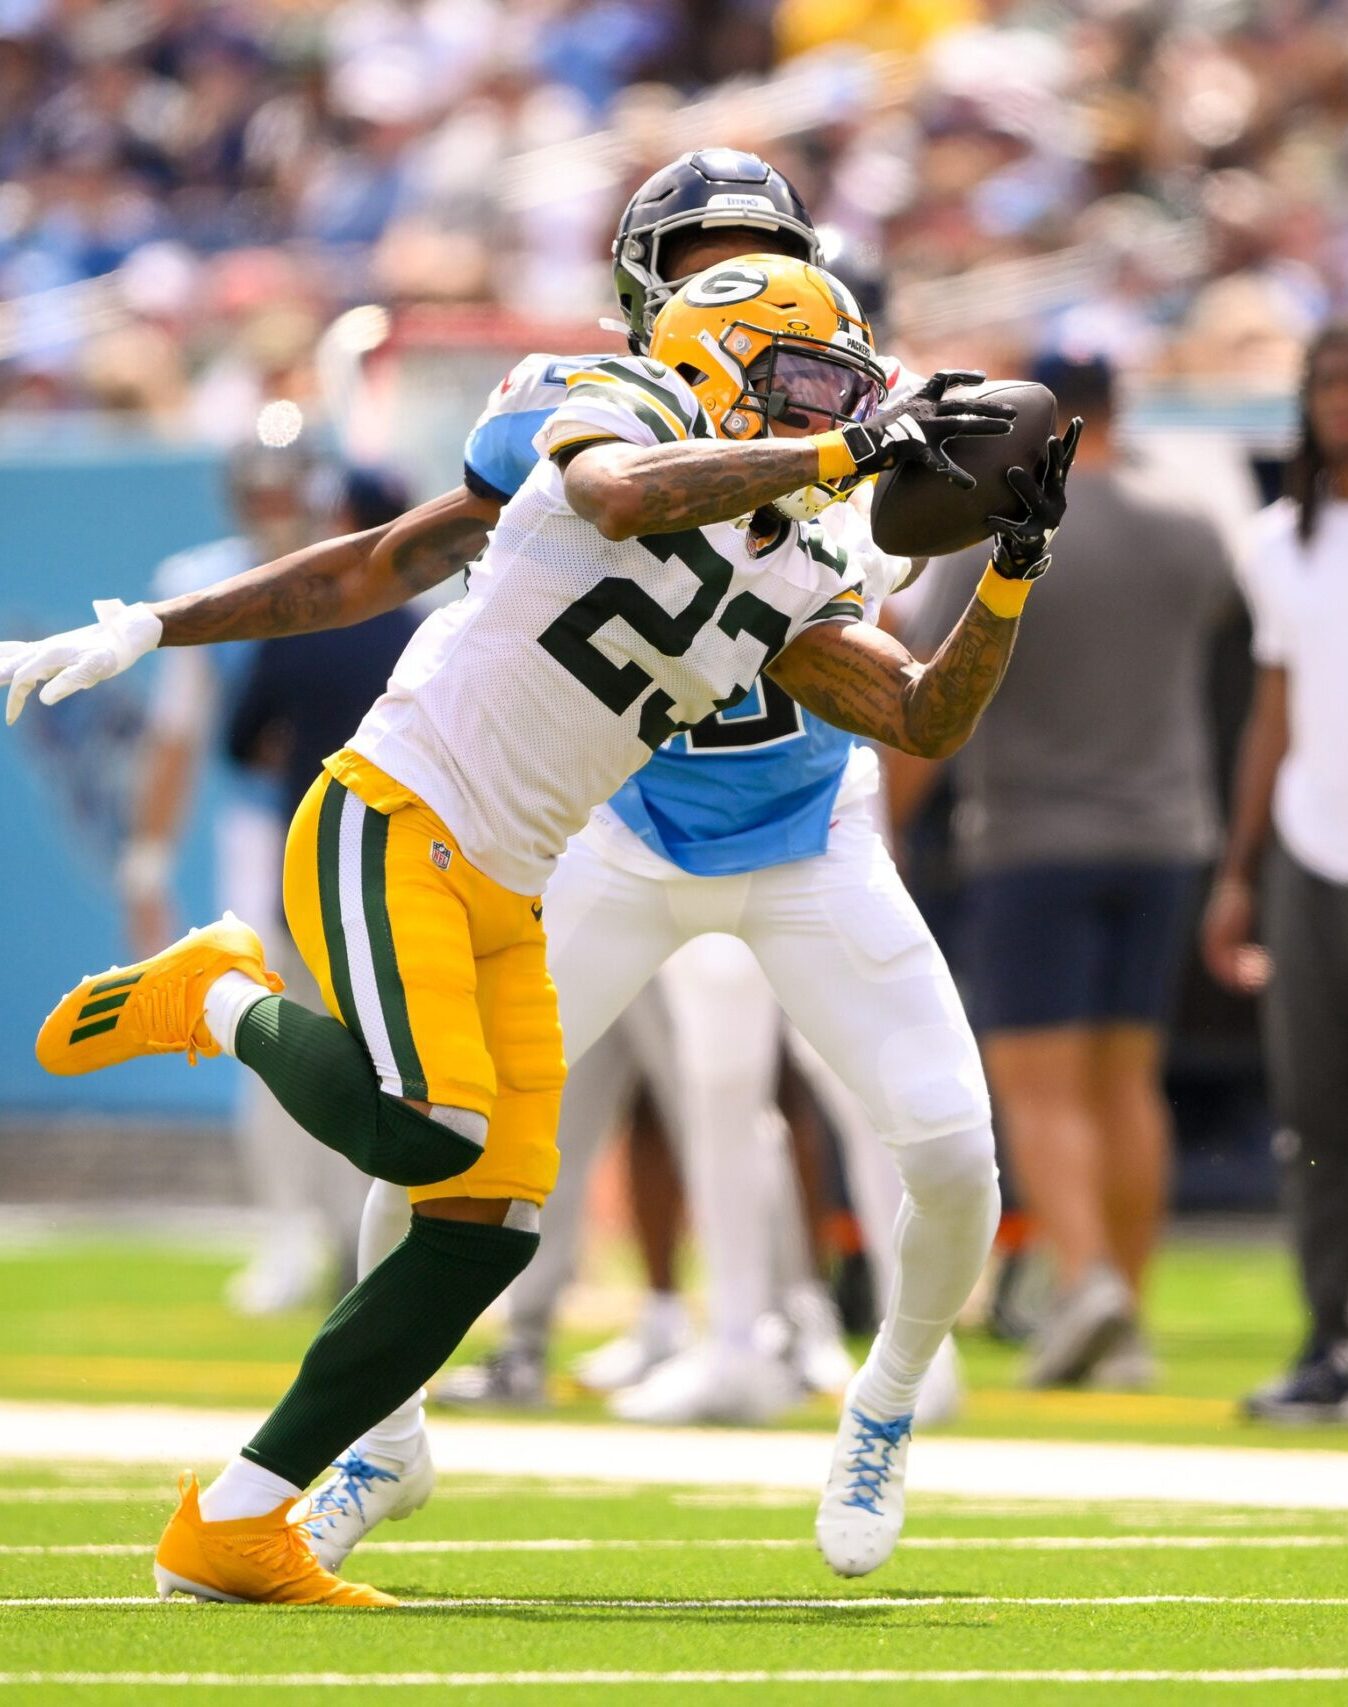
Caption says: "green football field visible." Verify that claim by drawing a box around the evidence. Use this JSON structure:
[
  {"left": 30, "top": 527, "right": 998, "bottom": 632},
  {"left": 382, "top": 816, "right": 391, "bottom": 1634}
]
[
  {"left": 0, "top": 1227, "right": 1336, "bottom": 1446},
  {"left": 3, "top": 1467, "right": 1348, "bottom": 1703},
  {"left": 1, "top": 1231, "right": 1346, "bottom": 1702}
]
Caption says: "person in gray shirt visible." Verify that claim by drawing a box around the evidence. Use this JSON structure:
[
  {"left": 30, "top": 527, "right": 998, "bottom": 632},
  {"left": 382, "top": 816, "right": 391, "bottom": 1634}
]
[{"left": 904, "top": 352, "right": 1235, "bottom": 1389}]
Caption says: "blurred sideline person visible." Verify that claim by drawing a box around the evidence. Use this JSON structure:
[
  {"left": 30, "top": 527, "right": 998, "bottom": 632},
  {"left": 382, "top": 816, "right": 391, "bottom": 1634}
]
[
  {"left": 432, "top": 974, "right": 691, "bottom": 1407},
  {"left": 903, "top": 352, "right": 1234, "bottom": 1389},
  {"left": 1203, "top": 323, "right": 1348, "bottom": 1422},
  {"left": 124, "top": 439, "right": 353, "bottom": 1313},
  {"left": 223, "top": 466, "right": 425, "bottom": 1299}
]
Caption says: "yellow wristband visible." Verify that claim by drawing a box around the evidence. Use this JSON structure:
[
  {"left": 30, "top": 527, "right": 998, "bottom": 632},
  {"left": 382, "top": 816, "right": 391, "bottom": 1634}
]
[
  {"left": 812, "top": 430, "right": 859, "bottom": 485},
  {"left": 976, "top": 564, "right": 1034, "bottom": 618}
]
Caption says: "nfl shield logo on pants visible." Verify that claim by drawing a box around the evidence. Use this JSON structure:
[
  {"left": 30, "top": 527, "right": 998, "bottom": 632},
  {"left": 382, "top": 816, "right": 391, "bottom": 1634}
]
[{"left": 429, "top": 839, "right": 452, "bottom": 871}]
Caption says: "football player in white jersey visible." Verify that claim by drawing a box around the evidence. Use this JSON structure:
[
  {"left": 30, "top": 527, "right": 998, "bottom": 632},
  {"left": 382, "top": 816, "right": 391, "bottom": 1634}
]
[
  {"left": 5, "top": 246, "right": 1079, "bottom": 1601},
  {"left": 422, "top": 166, "right": 936, "bottom": 1432}
]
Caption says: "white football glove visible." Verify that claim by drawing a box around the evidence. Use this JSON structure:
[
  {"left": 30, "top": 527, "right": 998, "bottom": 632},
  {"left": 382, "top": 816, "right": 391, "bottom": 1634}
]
[{"left": 0, "top": 599, "right": 163, "bottom": 725}]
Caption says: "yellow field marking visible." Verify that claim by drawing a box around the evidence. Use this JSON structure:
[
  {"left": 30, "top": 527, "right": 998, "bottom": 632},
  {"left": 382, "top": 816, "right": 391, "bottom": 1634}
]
[
  {"left": 2, "top": 1358, "right": 1238, "bottom": 1428},
  {"left": 966, "top": 1388, "right": 1237, "bottom": 1427},
  {"left": 1, "top": 1356, "right": 293, "bottom": 1400}
]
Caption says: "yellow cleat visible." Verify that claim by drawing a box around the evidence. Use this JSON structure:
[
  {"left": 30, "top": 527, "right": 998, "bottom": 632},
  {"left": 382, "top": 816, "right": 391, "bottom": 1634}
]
[
  {"left": 35, "top": 910, "right": 283, "bottom": 1077},
  {"left": 154, "top": 1472, "right": 397, "bottom": 1608}
]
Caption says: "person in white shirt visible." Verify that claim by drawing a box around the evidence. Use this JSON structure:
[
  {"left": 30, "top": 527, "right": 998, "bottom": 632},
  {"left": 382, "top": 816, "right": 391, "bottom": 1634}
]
[{"left": 1203, "top": 321, "right": 1348, "bottom": 1422}]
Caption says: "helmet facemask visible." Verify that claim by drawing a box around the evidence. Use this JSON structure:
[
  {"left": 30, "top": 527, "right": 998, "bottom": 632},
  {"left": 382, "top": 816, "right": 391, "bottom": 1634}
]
[
  {"left": 741, "top": 341, "right": 885, "bottom": 518},
  {"left": 649, "top": 254, "right": 887, "bottom": 520}
]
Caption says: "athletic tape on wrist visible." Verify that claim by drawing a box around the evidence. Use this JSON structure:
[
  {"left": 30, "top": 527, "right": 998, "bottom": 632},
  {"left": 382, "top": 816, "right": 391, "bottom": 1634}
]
[
  {"left": 813, "top": 431, "right": 858, "bottom": 484},
  {"left": 976, "top": 564, "right": 1033, "bottom": 618}
]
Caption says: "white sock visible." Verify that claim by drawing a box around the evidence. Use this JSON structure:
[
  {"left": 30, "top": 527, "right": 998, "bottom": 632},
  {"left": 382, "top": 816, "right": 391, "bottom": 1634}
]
[
  {"left": 641, "top": 1290, "right": 689, "bottom": 1352},
  {"left": 199, "top": 1456, "right": 302, "bottom": 1522},
  {"left": 352, "top": 1407, "right": 425, "bottom": 1464},
  {"left": 853, "top": 1125, "right": 1000, "bottom": 1421},
  {"left": 203, "top": 969, "right": 273, "bottom": 1057}
]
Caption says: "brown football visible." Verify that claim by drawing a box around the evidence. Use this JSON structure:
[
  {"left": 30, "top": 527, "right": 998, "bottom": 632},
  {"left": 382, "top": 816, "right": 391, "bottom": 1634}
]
[{"left": 869, "top": 380, "right": 1058, "bottom": 559}]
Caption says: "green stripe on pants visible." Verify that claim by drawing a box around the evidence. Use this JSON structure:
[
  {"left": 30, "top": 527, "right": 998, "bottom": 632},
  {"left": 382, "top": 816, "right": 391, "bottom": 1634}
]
[
  {"left": 316, "top": 777, "right": 363, "bottom": 1044},
  {"left": 359, "top": 805, "right": 428, "bottom": 1103}
]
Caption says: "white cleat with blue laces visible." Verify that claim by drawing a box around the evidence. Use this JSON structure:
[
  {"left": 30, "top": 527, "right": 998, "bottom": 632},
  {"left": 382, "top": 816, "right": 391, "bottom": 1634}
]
[
  {"left": 296, "top": 1434, "right": 435, "bottom": 1574},
  {"left": 815, "top": 1372, "right": 913, "bottom": 1578}
]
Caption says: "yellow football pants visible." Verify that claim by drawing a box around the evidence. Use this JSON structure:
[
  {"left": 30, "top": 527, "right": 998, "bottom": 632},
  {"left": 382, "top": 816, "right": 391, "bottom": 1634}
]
[{"left": 283, "top": 750, "right": 565, "bottom": 1205}]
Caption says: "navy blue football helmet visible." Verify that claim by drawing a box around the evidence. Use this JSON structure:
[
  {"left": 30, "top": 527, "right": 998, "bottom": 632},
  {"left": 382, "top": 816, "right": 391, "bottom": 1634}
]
[{"left": 612, "top": 148, "right": 821, "bottom": 349}]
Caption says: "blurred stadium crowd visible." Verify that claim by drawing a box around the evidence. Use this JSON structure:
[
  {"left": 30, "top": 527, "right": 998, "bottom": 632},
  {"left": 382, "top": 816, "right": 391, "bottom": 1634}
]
[
  {"left": 2, "top": 0, "right": 1348, "bottom": 425},
  {"left": 4, "top": 2, "right": 1348, "bottom": 1427}
]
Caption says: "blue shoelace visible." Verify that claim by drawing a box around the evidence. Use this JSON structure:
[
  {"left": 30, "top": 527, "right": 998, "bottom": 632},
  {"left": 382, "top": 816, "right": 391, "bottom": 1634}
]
[
  {"left": 302, "top": 1451, "right": 398, "bottom": 1534},
  {"left": 841, "top": 1410, "right": 912, "bottom": 1516}
]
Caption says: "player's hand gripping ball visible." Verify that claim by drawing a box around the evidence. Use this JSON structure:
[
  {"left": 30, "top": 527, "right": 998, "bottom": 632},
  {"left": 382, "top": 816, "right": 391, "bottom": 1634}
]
[
  {"left": 987, "top": 416, "right": 1083, "bottom": 582},
  {"left": 869, "top": 377, "right": 1061, "bottom": 559}
]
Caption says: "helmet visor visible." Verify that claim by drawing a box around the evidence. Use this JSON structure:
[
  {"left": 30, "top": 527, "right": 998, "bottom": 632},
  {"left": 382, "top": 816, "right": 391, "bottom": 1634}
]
[{"left": 747, "top": 345, "right": 884, "bottom": 434}]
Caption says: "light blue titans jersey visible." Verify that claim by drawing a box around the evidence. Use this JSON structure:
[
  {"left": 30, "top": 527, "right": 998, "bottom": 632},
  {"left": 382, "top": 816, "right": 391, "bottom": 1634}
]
[{"left": 465, "top": 353, "right": 909, "bottom": 877}]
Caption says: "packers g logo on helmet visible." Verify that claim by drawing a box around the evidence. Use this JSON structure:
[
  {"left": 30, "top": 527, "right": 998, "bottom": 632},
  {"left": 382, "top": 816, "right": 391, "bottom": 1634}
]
[
  {"left": 683, "top": 265, "right": 771, "bottom": 307},
  {"left": 649, "top": 255, "right": 886, "bottom": 519}
]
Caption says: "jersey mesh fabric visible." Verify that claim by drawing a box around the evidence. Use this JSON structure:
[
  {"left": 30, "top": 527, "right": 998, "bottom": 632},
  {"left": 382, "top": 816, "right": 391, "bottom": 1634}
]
[{"left": 349, "top": 359, "right": 865, "bottom": 895}]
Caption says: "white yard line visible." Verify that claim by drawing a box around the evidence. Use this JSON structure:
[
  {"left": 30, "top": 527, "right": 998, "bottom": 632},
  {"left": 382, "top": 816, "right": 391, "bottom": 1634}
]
[
  {"left": 3, "top": 1594, "right": 1348, "bottom": 1611},
  {"left": 1, "top": 1535, "right": 1344, "bottom": 1558},
  {"left": 0, "top": 1489, "right": 164, "bottom": 1503},
  {"left": 2, "top": 1401, "right": 1347, "bottom": 1509},
  {"left": 2, "top": 1668, "right": 1348, "bottom": 1687}
]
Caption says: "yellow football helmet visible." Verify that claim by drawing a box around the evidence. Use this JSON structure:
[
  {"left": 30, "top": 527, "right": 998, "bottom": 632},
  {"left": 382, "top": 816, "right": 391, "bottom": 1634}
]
[{"left": 648, "top": 254, "right": 887, "bottom": 517}]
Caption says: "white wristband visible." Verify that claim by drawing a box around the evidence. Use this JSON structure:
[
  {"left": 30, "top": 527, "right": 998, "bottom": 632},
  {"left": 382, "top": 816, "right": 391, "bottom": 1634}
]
[{"left": 94, "top": 599, "right": 164, "bottom": 667}]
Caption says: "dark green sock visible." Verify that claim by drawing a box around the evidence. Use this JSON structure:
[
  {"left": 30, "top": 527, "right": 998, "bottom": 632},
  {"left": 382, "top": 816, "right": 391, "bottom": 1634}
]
[
  {"left": 235, "top": 996, "right": 481, "bottom": 1187},
  {"left": 244, "top": 1215, "right": 538, "bottom": 1488}
]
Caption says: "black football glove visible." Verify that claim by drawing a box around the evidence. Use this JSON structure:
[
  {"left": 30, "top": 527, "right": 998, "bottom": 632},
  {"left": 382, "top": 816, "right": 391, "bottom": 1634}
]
[
  {"left": 833, "top": 369, "right": 1015, "bottom": 487},
  {"left": 988, "top": 416, "right": 1083, "bottom": 580}
]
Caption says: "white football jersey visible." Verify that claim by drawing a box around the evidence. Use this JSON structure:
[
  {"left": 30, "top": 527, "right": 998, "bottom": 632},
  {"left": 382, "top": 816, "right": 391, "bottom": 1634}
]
[{"left": 349, "top": 356, "right": 865, "bottom": 894}]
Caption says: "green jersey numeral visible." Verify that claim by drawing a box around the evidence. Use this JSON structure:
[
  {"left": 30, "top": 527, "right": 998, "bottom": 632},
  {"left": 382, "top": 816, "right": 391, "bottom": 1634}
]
[{"left": 537, "top": 530, "right": 790, "bottom": 751}]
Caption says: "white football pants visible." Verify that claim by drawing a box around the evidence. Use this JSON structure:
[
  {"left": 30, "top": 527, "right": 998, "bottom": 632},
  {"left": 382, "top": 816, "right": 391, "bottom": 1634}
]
[
  {"left": 514, "top": 804, "right": 991, "bottom": 1342},
  {"left": 547, "top": 805, "right": 990, "bottom": 1146},
  {"left": 350, "top": 798, "right": 997, "bottom": 1454},
  {"left": 505, "top": 974, "right": 685, "bottom": 1349}
]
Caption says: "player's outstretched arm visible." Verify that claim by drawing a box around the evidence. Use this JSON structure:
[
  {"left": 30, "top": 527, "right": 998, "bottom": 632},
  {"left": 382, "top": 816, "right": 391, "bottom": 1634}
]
[
  {"left": 0, "top": 485, "right": 499, "bottom": 723},
  {"left": 152, "top": 484, "right": 500, "bottom": 644},
  {"left": 767, "top": 592, "right": 1019, "bottom": 761}
]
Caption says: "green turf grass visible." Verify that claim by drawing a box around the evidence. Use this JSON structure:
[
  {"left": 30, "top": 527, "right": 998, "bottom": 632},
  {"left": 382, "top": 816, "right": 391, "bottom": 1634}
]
[
  {"left": 1, "top": 1469, "right": 1346, "bottom": 1705},
  {"left": 0, "top": 1231, "right": 1342, "bottom": 1449}
]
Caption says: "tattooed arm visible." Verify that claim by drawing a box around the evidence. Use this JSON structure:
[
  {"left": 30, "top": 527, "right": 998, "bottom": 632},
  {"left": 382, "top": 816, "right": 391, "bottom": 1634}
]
[
  {"left": 153, "top": 485, "right": 500, "bottom": 645},
  {"left": 767, "top": 591, "right": 1018, "bottom": 760},
  {"left": 561, "top": 438, "right": 822, "bottom": 539},
  {"left": 559, "top": 380, "right": 1017, "bottom": 540}
]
